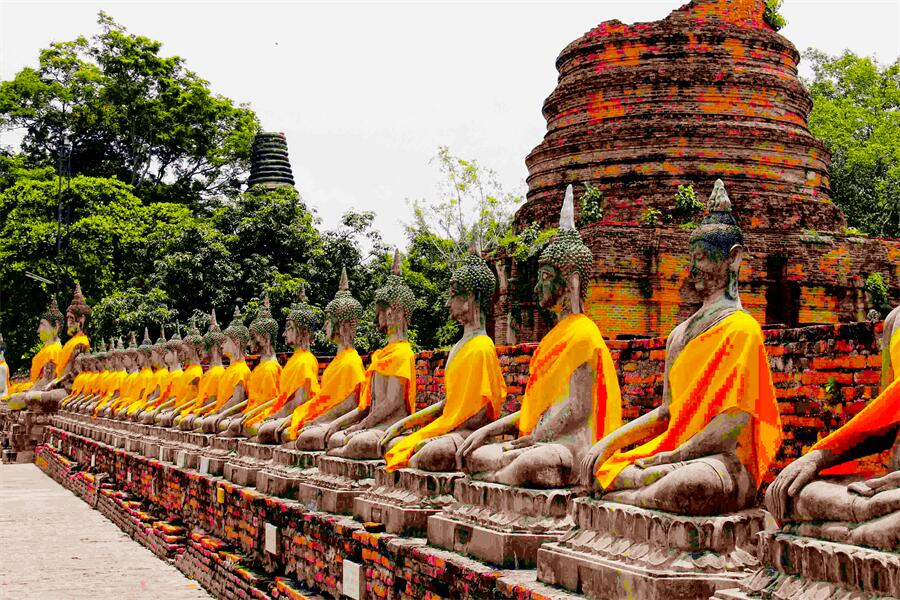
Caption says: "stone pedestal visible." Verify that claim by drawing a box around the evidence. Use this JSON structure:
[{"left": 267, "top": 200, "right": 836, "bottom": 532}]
[
  {"left": 296, "top": 456, "right": 381, "bottom": 514},
  {"left": 427, "top": 479, "right": 577, "bottom": 568},
  {"left": 223, "top": 441, "right": 276, "bottom": 487},
  {"left": 255, "top": 448, "right": 320, "bottom": 498},
  {"left": 354, "top": 467, "right": 462, "bottom": 537},
  {"left": 536, "top": 498, "right": 766, "bottom": 600},
  {"left": 197, "top": 436, "right": 241, "bottom": 476},
  {"left": 711, "top": 530, "right": 900, "bottom": 600}
]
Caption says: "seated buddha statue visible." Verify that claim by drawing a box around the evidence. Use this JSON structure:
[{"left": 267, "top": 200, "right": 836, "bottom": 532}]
[
  {"left": 198, "top": 306, "right": 251, "bottom": 434},
  {"left": 457, "top": 185, "right": 623, "bottom": 488},
  {"left": 325, "top": 251, "right": 417, "bottom": 459},
  {"left": 765, "top": 304, "right": 900, "bottom": 551},
  {"left": 106, "top": 330, "right": 156, "bottom": 418},
  {"left": 177, "top": 311, "right": 227, "bottom": 431},
  {"left": 219, "top": 294, "right": 282, "bottom": 438},
  {"left": 154, "top": 321, "right": 204, "bottom": 427},
  {"left": 581, "top": 180, "right": 783, "bottom": 516},
  {"left": 4, "top": 297, "right": 65, "bottom": 407},
  {"left": 125, "top": 327, "right": 174, "bottom": 419},
  {"left": 289, "top": 268, "right": 366, "bottom": 450},
  {"left": 137, "top": 328, "right": 191, "bottom": 424},
  {"left": 381, "top": 247, "right": 506, "bottom": 472},
  {"left": 76, "top": 338, "right": 121, "bottom": 414},
  {"left": 253, "top": 286, "right": 322, "bottom": 444}
]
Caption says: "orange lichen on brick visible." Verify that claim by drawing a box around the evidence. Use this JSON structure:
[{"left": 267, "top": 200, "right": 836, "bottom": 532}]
[
  {"left": 588, "top": 91, "right": 626, "bottom": 121},
  {"left": 820, "top": 246, "right": 852, "bottom": 279}
]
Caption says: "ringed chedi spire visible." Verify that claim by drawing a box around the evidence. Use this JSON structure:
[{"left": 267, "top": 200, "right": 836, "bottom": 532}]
[{"left": 247, "top": 131, "right": 295, "bottom": 189}]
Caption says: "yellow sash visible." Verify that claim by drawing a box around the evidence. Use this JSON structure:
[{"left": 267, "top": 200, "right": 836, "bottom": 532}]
[
  {"left": 385, "top": 335, "right": 506, "bottom": 471},
  {"left": 595, "top": 311, "right": 782, "bottom": 489},
  {"left": 358, "top": 340, "right": 416, "bottom": 413},
  {"left": 519, "top": 313, "right": 622, "bottom": 442},
  {"left": 289, "top": 348, "right": 365, "bottom": 435},
  {"left": 889, "top": 327, "right": 900, "bottom": 383},
  {"left": 211, "top": 360, "right": 251, "bottom": 413},
  {"left": 244, "top": 359, "right": 282, "bottom": 415},
  {"left": 94, "top": 371, "right": 132, "bottom": 414},
  {"left": 30, "top": 341, "right": 62, "bottom": 383},
  {"left": 165, "top": 364, "right": 202, "bottom": 409},
  {"left": 180, "top": 365, "right": 226, "bottom": 417},
  {"left": 58, "top": 334, "right": 90, "bottom": 377},
  {"left": 245, "top": 351, "right": 319, "bottom": 428}
]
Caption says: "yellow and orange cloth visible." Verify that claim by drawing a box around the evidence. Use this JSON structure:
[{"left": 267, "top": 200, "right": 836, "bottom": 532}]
[
  {"left": 519, "top": 313, "right": 622, "bottom": 443},
  {"left": 0, "top": 358, "right": 10, "bottom": 399},
  {"left": 112, "top": 367, "right": 155, "bottom": 413},
  {"left": 595, "top": 310, "right": 782, "bottom": 489},
  {"left": 58, "top": 334, "right": 90, "bottom": 378},
  {"left": 210, "top": 360, "right": 251, "bottom": 413},
  {"left": 242, "top": 358, "right": 282, "bottom": 416},
  {"left": 385, "top": 334, "right": 506, "bottom": 471},
  {"left": 245, "top": 350, "right": 320, "bottom": 429},
  {"left": 289, "top": 348, "right": 365, "bottom": 436},
  {"left": 95, "top": 370, "right": 134, "bottom": 414},
  {"left": 159, "top": 364, "right": 202, "bottom": 410},
  {"left": 126, "top": 368, "right": 173, "bottom": 415},
  {"left": 180, "top": 365, "right": 226, "bottom": 417},
  {"left": 10, "top": 341, "right": 62, "bottom": 393},
  {"left": 358, "top": 340, "right": 416, "bottom": 413}
]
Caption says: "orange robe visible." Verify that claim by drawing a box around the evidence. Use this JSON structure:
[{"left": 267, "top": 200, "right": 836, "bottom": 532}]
[
  {"left": 159, "top": 364, "right": 202, "bottom": 410},
  {"left": 209, "top": 360, "right": 251, "bottom": 413},
  {"left": 357, "top": 340, "right": 416, "bottom": 414},
  {"left": 241, "top": 358, "right": 282, "bottom": 426},
  {"left": 289, "top": 348, "right": 365, "bottom": 436},
  {"left": 11, "top": 341, "right": 62, "bottom": 393},
  {"left": 595, "top": 310, "right": 782, "bottom": 489},
  {"left": 58, "top": 334, "right": 90, "bottom": 378},
  {"left": 385, "top": 334, "right": 506, "bottom": 471},
  {"left": 180, "top": 365, "right": 226, "bottom": 417},
  {"left": 519, "top": 313, "right": 622, "bottom": 442}
]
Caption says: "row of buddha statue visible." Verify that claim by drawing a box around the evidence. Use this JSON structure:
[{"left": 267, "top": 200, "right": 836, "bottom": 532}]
[{"left": 8, "top": 179, "right": 899, "bottom": 566}]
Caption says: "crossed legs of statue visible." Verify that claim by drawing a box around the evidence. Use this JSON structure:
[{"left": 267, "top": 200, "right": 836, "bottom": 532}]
[
  {"left": 327, "top": 428, "right": 385, "bottom": 459},
  {"left": 464, "top": 442, "right": 574, "bottom": 488},
  {"left": 406, "top": 433, "right": 466, "bottom": 472},
  {"left": 294, "top": 424, "right": 330, "bottom": 451},
  {"left": 600, "top": 452, "right": 756, "bottom": 516}
]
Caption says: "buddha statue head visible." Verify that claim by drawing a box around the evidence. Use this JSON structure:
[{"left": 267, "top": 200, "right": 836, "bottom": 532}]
[
  {"left": 285, "top": 284, "right": 321, "bottom": 352},
  {"left": 203, "top": 309, "right": 225, "bottom": 363},
  {"left": 38, "top": 296, "right": 64, "bottom": 343},
  {"left": 136, "top": 327, "right": 153, "bottom": 368},
  {"left": 0, "top": 332, "right": 5, "bottom": 361},
  {"left": 65, "top": 283, "right": 91, "bottom": 337},
  {"left": 688, "top": 179, "right": 744, "bottom": 304},
  {"left": 448, "top": 243, "right": 496, "bottom": 328},
  {"left": 325, "top": 267, "right": 362, "bottom": 349},
  {"left": 181, "top": 319, "right": 203, "bottom": 365},
  {"left": 535, "top": 185, "right": 594, "bottom": 315},
  {"left": 223, "top": 304, "right": 249, "bottom": 361},
  {"left": 164, "top": 326, "right": 183, "bottom": 369},
  {"left": 374, "top": 250, "right": 416, "bottom": 340},
  {"left": 150, "top": 326, "right": 167, "bottom": 367},
  {"left": 249, "top": 294, "right": 278, "bottom": 357},
  {"left": 123, "top": 332, "right": 139, "bottom": 371}
]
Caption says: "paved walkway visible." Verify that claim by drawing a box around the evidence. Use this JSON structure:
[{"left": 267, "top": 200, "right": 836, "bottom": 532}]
[{"left": 0, "top": 463, "right": 211, "bottom": 599}]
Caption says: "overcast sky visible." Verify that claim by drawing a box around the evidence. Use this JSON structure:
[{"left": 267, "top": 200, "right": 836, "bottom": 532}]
[{"left": 2, "top": 1, "right": 898, "bottom": 248}]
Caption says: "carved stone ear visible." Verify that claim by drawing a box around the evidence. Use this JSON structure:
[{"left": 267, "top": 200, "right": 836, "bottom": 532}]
[
  {"left": 567, "top": 271, "right": 581, "bottom": 293},
  {"left": 729, "top": 244, "right": 744, "bottom": 270}
]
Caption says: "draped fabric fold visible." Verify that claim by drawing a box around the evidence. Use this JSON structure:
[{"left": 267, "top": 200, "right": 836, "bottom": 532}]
[
  {"left": 58, "top": 334, "right": 90, "bottom": 377},
  {"left": 10, "top": 341, "right": 62, "bottom": 394},
  {"left": 357, "top": 340, "right": 416, "bottom": 413},
  {"left": 242, "top": 359, "right": 282, "bottom": 419},
  {"left": 595, "top": 310, "right": 782, "bottom": 489},
  {"left": 519, "top": 313, "right": 622, "bottom": 443},
  {"left": 288, "top": 348, "right": 365, "bottom": 436},
  {"left": 385, "top": 334, "right": 506, "bottom": 471},
  {"left": 210, "top": 360, "right": 251, "bottom": 413},
  {"left": 245, "top": 350, "right": 319, "bottom": 428},
  {"left": 180, "top": 365, "right": 226, "bottom": 417}
]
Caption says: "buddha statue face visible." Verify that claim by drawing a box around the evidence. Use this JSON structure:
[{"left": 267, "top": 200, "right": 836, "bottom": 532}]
[
  {"left": 163, "top": 346, "right": 179, "bottom": 367},
  {"left": 535, "top": 264, "right": 567, "bottom": 309},
  {"left": 66, "top": 312, "right": 86, "bottom": 337},
  {"left": 38, "top": 318, "right": 58, "bottom": 342},
  {"left": 250, "top": 330, "right": 270, "bottom": 355},
  {"left": 150, "top": 347, "right": 165, "bottom": 367},
  {"left": 447, "top": 286, "right": 474, "bottom": 322},
  {"left": 325, "top": 317, "right": 356, "bottom": 347},
  {"left": 688, "top": 179, "right": 744, "bottom": 302},
  {"left": 222, "top": 336, "right": 241, "bottom": 360},
  {"left": 284, "top": 321, "right": 311, "bottom": 350},
  {"left": 375, "top": 304, "right": 390, "bottom": 335},
  {"left": 122, "top": 352, "right": 136, "bottom": 371},
  {"left": 65, "top": 283, "right": 91, "bottom": 336}
]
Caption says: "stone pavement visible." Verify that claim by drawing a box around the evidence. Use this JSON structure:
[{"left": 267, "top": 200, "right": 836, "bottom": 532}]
[{"left": 0, "top": 463, "right": 211, "bottom": 599}]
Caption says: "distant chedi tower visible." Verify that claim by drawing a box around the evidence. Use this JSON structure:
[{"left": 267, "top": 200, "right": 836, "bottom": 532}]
[{"left": 248, "top": 131, "right": 295, "bottom": 189}]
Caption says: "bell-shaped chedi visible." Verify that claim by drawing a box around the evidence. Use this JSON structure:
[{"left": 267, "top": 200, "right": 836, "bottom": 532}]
[
  {"left": 247, "top": 131, "right": 295, "bottom": 189},
  {"left": 497, "top": 0, "right": 899, "bottom": 343},
  {"left": 522, "top": 0, "right": 840, "bottom": 232}
]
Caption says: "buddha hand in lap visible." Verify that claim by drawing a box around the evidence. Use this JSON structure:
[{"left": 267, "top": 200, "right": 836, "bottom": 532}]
[
  {"left": 766, "top": 304, "right": 900, "bottom": 550},
  {"left": 581, "top": 180, "right": 783, "bottom": 516},
  {"left": 381, "top": 247, "right": 505, "bottom": 472},
  {"left": 457, "top": 185, "right": 623, "bottom": 488},
  {"left": 327, "top": 251, "right": 416, "bottom": 459},
  {"left": 199, "top": 306, "right": 250, "bottom": 434},
  {"left": 254, "top": 286, "right": 321, "bottom": 444},
  {"left": 288, "top": 268, "right": 366, "bottom": 450}
]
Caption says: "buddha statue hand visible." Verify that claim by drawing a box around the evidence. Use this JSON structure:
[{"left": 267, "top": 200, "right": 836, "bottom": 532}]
[
  {"left": 377, "top": 424, "right": 404, "bottom": 457},
  {"left": 455, "top": 428, "right": 491, "bottom": 471},
  {"left": 578, "top": 438, "right": 619, "bottom": 487},
  {"left": 635, "top": 449, "right": 680, "bottom": 469},
  {"left": 765, "top": 449, "right": 826, "bottom": 522},
  {"left": 501, "top": 434, "right": 533, "bottom": 452},
  {"left": 847, "top": 471, "right": 900, "bottom": 497}
]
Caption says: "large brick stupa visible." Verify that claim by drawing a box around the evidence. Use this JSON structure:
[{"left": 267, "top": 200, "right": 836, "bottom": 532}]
[{"left": 492, "top": 0, "right": 899, "bottom": 343}]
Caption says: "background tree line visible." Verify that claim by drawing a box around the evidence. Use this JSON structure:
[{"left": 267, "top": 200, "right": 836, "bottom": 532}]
[{"left": 0, "top": 13, "right": 896, "bottom": 372}]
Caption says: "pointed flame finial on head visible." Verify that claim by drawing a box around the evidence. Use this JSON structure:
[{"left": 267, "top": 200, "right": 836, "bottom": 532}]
[
  {"left": 260, "top": 293, "right": 272, "bottom": 318},
  {"left": 391, "top": 248, "right": 402, "bottom": 276},
  {"left": 560, "top": 184, "right": 576, "bottom": 230},
  {"left": 707, "top": 179, "right": 732, "bottom": 214},
  {"left": 468, "top": 238, "right": 479, "bottom": 255},
  {"left": 210, "top": 308, "right": 218, "bottom": 329},
  {"left": 339, "top": 267, "right": 349, "bottom": 291},
  {"left": 298, "top": 283, "right": 307, "bottom": 303}
]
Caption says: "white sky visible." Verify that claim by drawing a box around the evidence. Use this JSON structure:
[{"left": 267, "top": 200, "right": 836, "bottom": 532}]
[{"left": 1, "top": 1, "right": 898, "bottom": 248}]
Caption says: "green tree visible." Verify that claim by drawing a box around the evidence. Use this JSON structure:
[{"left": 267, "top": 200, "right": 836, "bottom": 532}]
[
  {"left": 804, "top": 49, "right": 900, "bottom": 237},
  {"left": 0, "top": 11, "right": 259, "bottom": 205}
]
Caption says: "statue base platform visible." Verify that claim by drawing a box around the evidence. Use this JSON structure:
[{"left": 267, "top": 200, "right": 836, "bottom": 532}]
[
  {"left": 537, "top": 498, "right": 766, "bottom": 600},
  {"left": 354, "top": 467, "right": 462, "bottom": 536},
  {"left": 222, "top": 441, "right": 276, "bottom": 487},
  {"left": 255, "top": 448, "right": 320, "bottom": 498},
  {"left": 296, "top": 455, "right": 381, "bottom": 514},
  {"left": 711, "top": 530, "right": 900, "bottom": 599},
  {"left": 197, "top": 436, "right": 241, "bottom": 476},
  {"left": 427, "top": 479, "right": 577, "bottom": 568}
]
